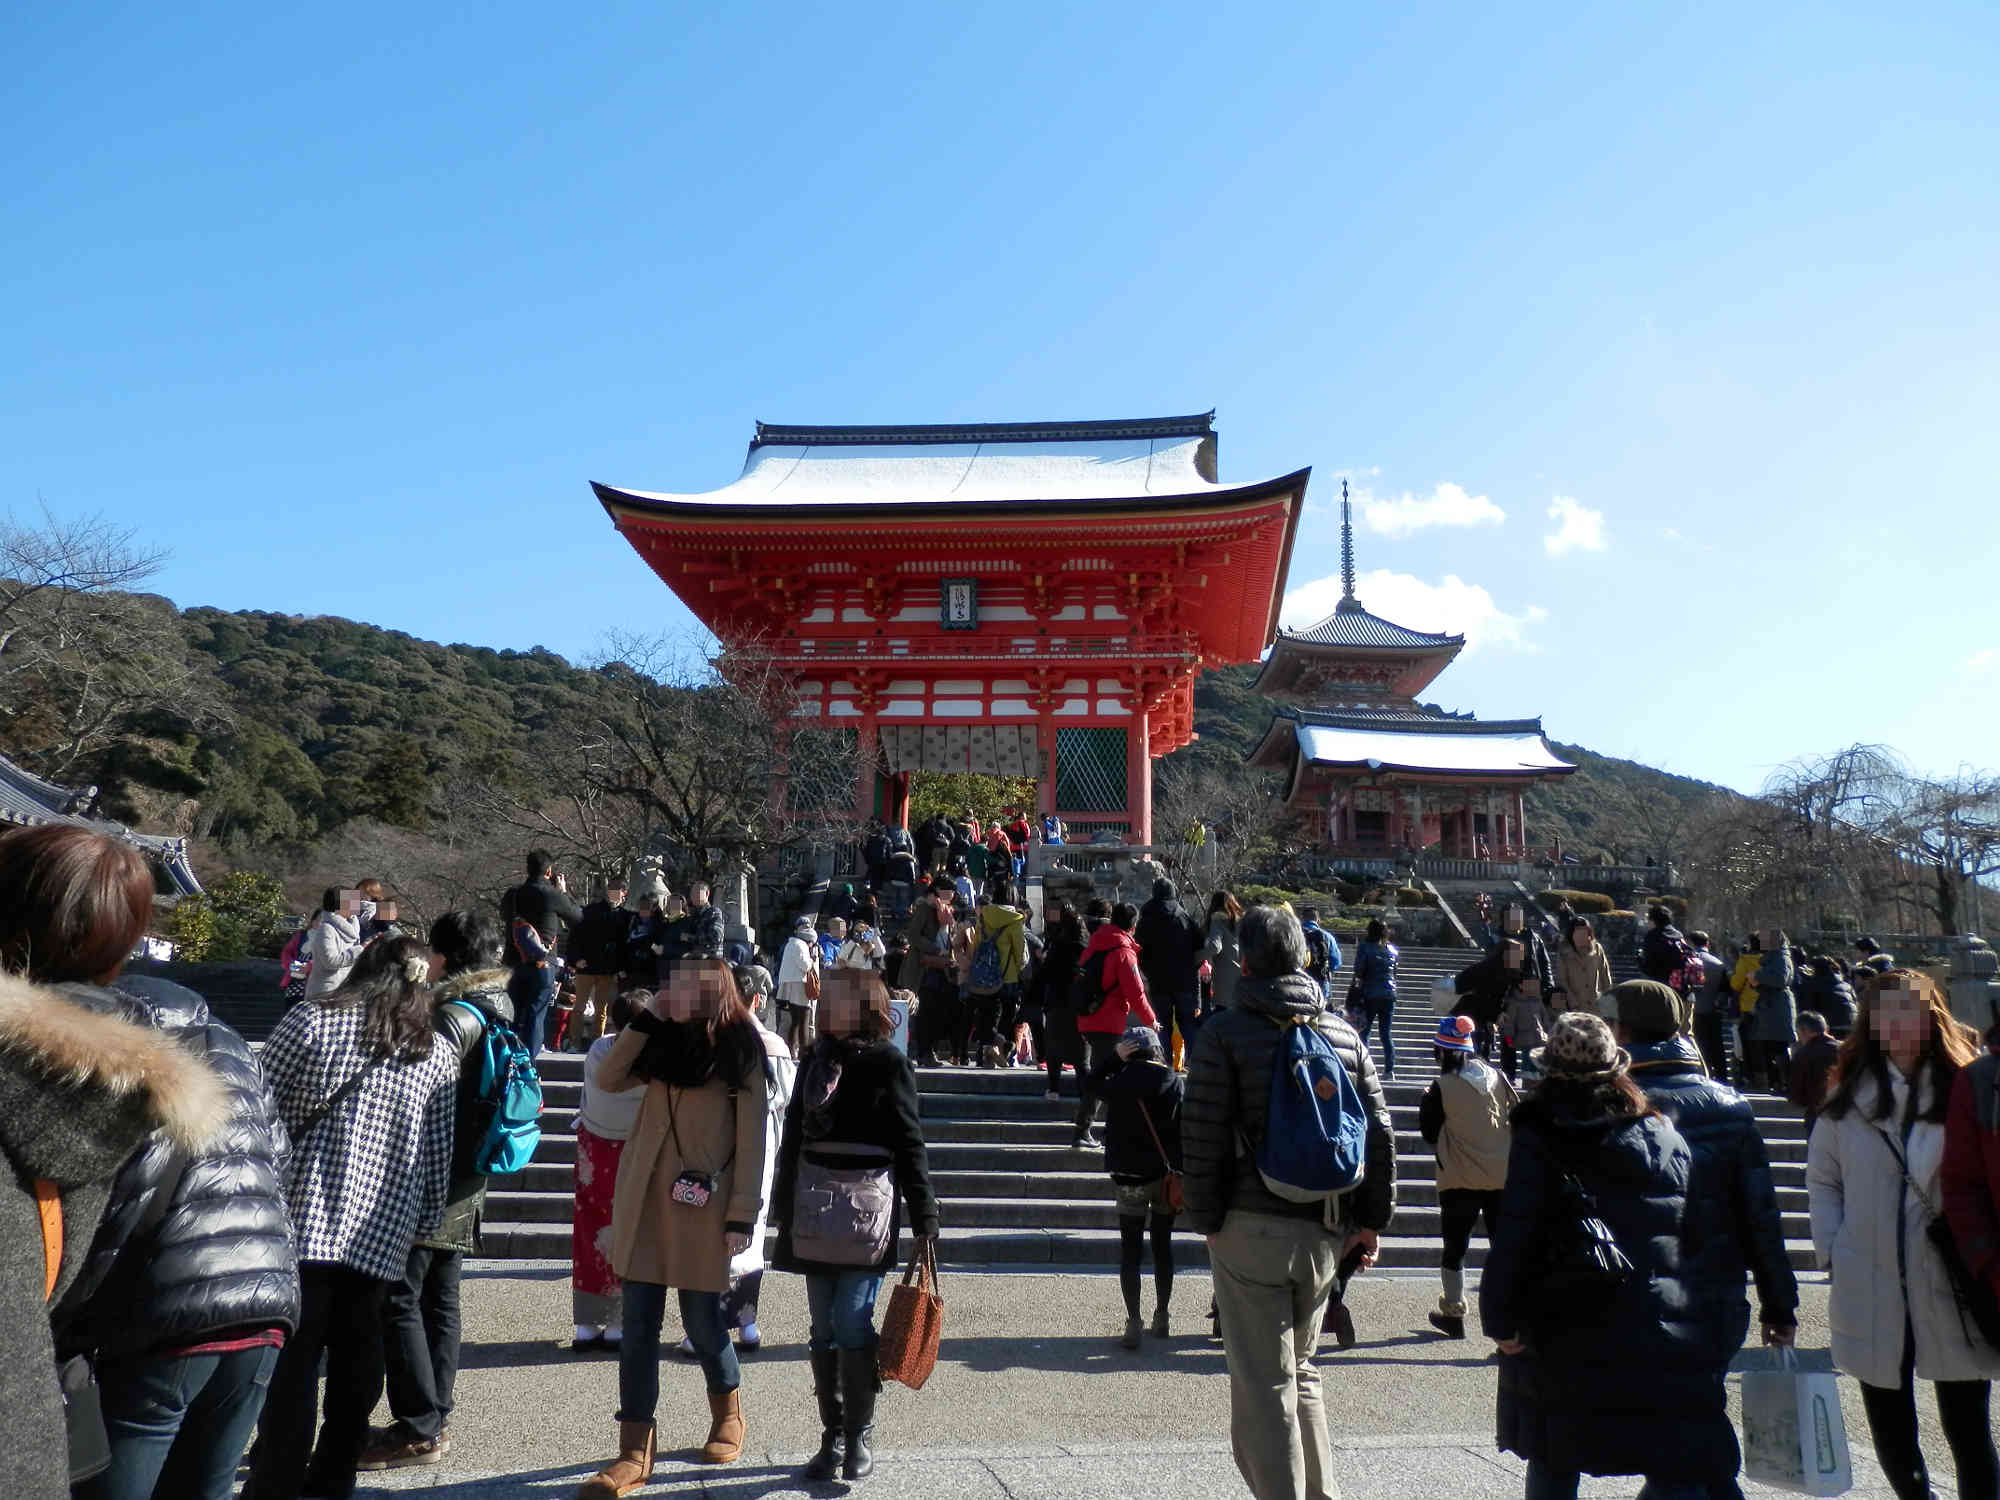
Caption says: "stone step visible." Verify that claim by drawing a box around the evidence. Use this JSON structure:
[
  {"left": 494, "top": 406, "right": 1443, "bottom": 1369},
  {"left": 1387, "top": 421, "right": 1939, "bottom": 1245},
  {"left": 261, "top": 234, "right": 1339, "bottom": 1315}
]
[{"left": 471, "top": 1221, "right": 1821, "bottom": 1272}]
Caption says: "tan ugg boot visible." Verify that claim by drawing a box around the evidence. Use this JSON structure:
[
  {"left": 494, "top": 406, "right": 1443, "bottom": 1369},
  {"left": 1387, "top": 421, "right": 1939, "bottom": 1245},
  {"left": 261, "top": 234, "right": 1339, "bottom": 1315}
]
[
  {"left": 700, "top": 1389, "right": 745, "bottom": 1464},
  {"left": 574, "top": 1421, "right": 655, "bottom": 1498}
]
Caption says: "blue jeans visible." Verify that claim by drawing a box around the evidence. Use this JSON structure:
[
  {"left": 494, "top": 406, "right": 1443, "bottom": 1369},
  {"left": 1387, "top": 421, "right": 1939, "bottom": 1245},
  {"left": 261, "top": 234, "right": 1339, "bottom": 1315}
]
[
  {"left": 80, "top": 1342, "right": 280, "bottom": 1500},
  {"left": 619, "top": 1281, "right": 739, "bottom": 1415},
  {"left": 510, "top": 962, "right": 558, "bottom": 1056},
  {"left": 805, "top": 1269, "right": 885, "bottom": 1352},
  {"left": 1353, "top": 997, "right": 1396, "bottom": 1075}
]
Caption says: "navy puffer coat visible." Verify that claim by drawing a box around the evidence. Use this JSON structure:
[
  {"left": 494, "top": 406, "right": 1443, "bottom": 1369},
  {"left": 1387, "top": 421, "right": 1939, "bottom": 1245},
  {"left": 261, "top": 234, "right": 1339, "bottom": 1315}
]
[
  {"left": 1480, "top": 1093, "right": 1740, "bottom": 1483},
  {"left": 54, "top": 976, "right": 299, "bottom": 1360}
]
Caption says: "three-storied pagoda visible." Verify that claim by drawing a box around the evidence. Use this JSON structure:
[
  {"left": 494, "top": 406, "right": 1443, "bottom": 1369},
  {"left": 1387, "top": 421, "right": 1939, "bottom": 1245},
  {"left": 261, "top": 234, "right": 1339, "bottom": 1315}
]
[
  {"left": 1247, "top": 486, "right": 1576, "bottom": 860},
  {"left": 595, "top": 413, "right": 1307, "bottom": 844}
]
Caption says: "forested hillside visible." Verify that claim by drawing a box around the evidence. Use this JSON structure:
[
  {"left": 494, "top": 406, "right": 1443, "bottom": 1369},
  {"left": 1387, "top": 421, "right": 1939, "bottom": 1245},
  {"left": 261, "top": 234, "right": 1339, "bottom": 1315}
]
[{"left": 1, "top": 600, "right": 1733, "bottom": 888}]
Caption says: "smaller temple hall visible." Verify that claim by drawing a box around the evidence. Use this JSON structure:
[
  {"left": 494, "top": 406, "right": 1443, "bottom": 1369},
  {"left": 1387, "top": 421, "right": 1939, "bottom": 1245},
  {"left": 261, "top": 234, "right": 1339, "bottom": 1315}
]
[{"left": 1247, "top": 485, "right": 1576, "bottom": 861}]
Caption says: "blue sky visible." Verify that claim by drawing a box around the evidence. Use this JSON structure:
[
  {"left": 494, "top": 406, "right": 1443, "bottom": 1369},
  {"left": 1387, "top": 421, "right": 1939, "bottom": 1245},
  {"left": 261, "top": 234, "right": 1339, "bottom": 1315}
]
[{"left": 6, "top": 3, "right": 1995, "bottom": 795}]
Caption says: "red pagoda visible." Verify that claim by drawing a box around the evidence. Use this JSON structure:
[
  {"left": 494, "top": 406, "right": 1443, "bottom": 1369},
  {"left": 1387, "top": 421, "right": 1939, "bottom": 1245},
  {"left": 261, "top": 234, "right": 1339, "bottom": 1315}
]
[
  {"left": 594, "top": 413, "right": 1308, "bottom": 844},
  {"left": 1247, "top": 485, "right": 1576, "bottom": 860}
]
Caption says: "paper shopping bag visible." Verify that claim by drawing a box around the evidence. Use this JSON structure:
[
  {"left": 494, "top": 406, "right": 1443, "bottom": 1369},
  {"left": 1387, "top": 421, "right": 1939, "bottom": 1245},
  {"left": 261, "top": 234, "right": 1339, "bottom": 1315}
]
[{"left": 1742, "top": 1351, "right": 1852, "bottom": 1496}]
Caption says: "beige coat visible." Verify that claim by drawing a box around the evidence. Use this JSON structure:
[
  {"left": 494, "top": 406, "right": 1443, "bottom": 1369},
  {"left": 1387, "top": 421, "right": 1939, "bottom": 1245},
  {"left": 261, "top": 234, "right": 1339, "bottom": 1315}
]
[
  {"left": 598, "top": 1022, "right": 769, "bottom": 1293},
  {"left": 1435, "top": 1058, "right": 1518, "bottom": 1192},
  {"left": 1808, "top": 1066, "right": 2000, "bottom": 1387},
  {"left": 1555, "top": 940, "right": 1614, "bottom": 1014}
]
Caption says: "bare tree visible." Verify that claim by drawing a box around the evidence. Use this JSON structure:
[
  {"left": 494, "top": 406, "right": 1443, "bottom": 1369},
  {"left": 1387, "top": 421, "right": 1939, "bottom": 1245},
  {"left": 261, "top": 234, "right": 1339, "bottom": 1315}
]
[
  {"left": 1878, "top": 767, "right": 2000, "bottom": 936},
  {"left": 1152, "top": 753, "right": 1283, "bottom": 900},
  {"left": 0, "top": 505, "right": 222, "bottom": 780}
]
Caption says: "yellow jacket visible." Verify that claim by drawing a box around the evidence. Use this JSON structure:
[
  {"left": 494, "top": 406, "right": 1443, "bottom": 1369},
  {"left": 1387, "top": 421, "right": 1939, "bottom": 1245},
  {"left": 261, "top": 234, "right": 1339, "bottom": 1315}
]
[{"left": 1730, "top": 954, "right": 1761, "bottom": 1017}]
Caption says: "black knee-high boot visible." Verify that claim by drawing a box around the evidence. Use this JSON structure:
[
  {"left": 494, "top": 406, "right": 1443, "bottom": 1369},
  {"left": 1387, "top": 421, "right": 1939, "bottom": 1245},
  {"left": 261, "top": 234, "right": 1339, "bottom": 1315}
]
[
  {"left": 839, "top": 1342, "right": 880, "bottom": 1480},
  {"left": 803, "top": 1347, "right": 843, "bottom": 1481}
]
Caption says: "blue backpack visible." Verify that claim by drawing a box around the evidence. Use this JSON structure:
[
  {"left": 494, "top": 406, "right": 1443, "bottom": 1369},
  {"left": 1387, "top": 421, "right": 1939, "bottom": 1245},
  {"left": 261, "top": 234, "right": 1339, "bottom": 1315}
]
[
  {"left": 1253, "top": 1016, "right": 1368, "bottom": 1203},
  {"left": 446, "top": 1001, "right": 543, "bottom": 1175},
  {"left": 968, "top": 932, "right": 1005, "bottom": 995}
]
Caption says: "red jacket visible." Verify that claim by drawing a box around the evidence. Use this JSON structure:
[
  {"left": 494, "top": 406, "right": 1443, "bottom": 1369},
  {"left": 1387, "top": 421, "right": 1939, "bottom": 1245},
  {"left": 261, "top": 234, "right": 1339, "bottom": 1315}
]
[
  {"left": 1077, "top": 925, "right": 1156, "bottom": 1036},
  {"left": 1942, "top": 1059, "right": 2000, "bottom": 1298}
]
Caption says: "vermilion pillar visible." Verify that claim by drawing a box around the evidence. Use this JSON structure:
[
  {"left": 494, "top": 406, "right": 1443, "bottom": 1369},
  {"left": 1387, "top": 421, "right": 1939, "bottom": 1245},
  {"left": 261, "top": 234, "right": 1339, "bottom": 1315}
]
[{"left": 1126, "top": 711, "right": 1153, "bottom": 846}]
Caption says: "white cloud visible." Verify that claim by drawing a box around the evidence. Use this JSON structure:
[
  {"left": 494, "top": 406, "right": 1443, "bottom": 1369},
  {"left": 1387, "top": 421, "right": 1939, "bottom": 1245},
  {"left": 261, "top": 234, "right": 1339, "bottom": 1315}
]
[
  {"left": 1355, "top": 481, "right": 1506, "bottom": 538},
  {"left": 1543, "top": 496, "right": 1608, "bottom": 557},
  {"left": 1280, "top": 568, "right": 1546, "bottom": 654},
  {"left": 1967, "top": 648, "right": 1998, "bottom": 673}
]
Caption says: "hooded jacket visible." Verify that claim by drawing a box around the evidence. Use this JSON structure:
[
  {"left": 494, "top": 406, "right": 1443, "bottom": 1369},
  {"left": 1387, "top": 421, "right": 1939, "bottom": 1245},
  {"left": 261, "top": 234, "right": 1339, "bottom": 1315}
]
[
  {"left": 972, "top": 902, "right": 1028, "bottom": 988},
  {"left": 0, "top": 974, "right": 228, "bottom": 1500},
  {"left": 1480, "top": 1097, "right": 1738, "bottom": 1482},
  {"left": 1181, "top": 970, "right": 1395, "bottom": 1236},
  {"left": 419, "top": 968, "right": 515, "bottom": 1253},
  {"left": 304, "top": 910, "right": 365, "bottom": 1001},
  {"left": 1075, "top": 925, "right": 1155, "bottom": 1036},
  {"left": 1750, "top": 947, "right": 1797, "bottom": 1043},
  {"left": 1418, "top": 1057, "right": 1517, "bottom": 1192},
  {"left": 1627, "top": 1033, "right": 1799, "bottom": 1334},
  {"left": 53, "top": 976, "right": 299, "bottom": 1362}
]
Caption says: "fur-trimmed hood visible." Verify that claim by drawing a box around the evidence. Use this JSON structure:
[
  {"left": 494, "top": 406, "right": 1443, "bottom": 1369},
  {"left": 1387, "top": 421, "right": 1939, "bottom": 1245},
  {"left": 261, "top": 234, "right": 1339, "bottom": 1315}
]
[
  {"left": 432, "top": 967, "right": 513, "bottom": 1022},
  {"left": 0, "top": 972, "right": 230, "bottom": 1185}
]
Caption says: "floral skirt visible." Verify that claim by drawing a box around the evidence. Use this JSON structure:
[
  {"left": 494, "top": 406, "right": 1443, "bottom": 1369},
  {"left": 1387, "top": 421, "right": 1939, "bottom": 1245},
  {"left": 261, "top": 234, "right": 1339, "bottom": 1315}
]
[{"left": 572, "top": 1124, "right": 625, "bottom": 1327}]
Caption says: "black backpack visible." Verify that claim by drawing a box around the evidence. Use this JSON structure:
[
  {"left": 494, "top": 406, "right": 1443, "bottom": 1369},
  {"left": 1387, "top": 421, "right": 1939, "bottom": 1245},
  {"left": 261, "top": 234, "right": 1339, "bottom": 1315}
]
[{"left": 1068, "top": 947, "right": 1114, "bottom": 1016}]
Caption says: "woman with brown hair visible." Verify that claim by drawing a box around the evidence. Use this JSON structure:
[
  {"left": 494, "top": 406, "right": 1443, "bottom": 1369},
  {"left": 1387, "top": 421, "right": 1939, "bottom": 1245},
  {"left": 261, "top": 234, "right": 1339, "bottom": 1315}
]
[
  {"left": 1553, "top": 917, "right": 1613, "bottom": 1016},
  {"left": 1809, "top": 969, "right": 1999, "bottom": 1500},
  {"left": 1202, "top": 889, "right": 1244, "bottom": 1014},
  {"left": 575, "top": 959, "right": 769, "bottom": 1499},
  {"left": 771, "top": 967, "right": 937, "bottom": 1484}
]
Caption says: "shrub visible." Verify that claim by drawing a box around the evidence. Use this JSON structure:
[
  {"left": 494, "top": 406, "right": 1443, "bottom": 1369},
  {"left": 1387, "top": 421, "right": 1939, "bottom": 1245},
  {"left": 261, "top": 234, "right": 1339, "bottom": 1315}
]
[
  {"left": 170, "top": 871, "right": 291, "bottom": 962},
  {"left": 1537, "top": 889, "right": 1615, "bottom": 916}
]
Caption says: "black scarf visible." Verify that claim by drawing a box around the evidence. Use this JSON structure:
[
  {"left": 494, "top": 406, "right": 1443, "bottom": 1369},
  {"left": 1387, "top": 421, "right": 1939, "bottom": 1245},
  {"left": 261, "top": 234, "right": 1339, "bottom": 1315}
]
[
  {"left": 633, "top": 1016, "right": 759, "bottom": 1091},
  {"left": 799, "top": 1034, "right": 869, "bottom": 1142}
]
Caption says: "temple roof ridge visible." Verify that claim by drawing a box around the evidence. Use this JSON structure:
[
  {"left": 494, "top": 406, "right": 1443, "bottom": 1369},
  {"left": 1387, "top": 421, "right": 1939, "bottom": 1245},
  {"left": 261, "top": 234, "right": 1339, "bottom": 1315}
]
[
  {"left": 1279, "top": 704, "right": 1550, "bottom": 736},
  {"left": 750, "top": 412, "right": 1216, "bottom": 450}
]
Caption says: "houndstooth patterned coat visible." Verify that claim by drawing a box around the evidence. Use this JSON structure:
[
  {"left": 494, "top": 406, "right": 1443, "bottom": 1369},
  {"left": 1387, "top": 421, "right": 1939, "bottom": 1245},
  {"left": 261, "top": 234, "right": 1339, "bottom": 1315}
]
[{"left": 263, "top": 998, "right": 458, "bottom": 1281}]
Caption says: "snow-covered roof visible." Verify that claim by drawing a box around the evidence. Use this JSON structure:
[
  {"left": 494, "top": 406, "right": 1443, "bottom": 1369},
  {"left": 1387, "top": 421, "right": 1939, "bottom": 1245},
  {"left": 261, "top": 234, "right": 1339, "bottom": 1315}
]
[
  {"left": 597, "top": 413, "right": 1293, "bottom": 509},
  {"left": 1295, "top": 721, "right": 1577, "bottom": 777}
]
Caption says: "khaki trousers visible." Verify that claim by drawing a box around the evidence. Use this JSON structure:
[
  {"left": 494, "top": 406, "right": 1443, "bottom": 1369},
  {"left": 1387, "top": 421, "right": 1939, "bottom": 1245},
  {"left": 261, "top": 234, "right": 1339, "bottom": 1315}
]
[
  {"left": 1209, "top": 1211, "right": 1341, "bottom": 1500},
  {"left": 571, "top": 973, "right": 617, "bottom": 1050}
]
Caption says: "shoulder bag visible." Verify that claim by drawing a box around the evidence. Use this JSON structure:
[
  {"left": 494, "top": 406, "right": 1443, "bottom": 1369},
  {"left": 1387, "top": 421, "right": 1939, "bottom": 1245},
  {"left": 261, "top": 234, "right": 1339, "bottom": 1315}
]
[
  {"left": 293, "top": 1054, "right": 387, "bottom": 1144},
  {"left": 789, "top": 1138, "right": 896, "bottom": 1265},
  {"left": 1533, "top": 1145, "right": 1633, "bottom": 1315},
  {"left": 1874, "top": 1125, "right": 2000, "bottom": 1349},
  {"left": 1136, "top": 1093, "right": 1186, "bottom": 1214}
]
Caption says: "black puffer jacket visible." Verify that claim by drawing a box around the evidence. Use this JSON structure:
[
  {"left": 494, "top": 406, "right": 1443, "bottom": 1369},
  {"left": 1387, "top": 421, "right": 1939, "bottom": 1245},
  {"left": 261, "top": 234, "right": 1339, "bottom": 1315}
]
[
  {"left": 1626, "top": 1035, "right": 1799, "bottom": 1333},
  {"left": 1092, "top": 1052, "right": 1183, "bottom": 1184},
  {"left": 420, "top": 968, "right": 515, "bottom": 1254},
  {"left": 1182, "top": 971, "right": 1395, "bottom": 1236},
  {"left": 1480, "top": 1095, "right": 1736, "bottom": 1482},
  {"left": 53, "top": 976, "right": 299, "bottom": 1361}
]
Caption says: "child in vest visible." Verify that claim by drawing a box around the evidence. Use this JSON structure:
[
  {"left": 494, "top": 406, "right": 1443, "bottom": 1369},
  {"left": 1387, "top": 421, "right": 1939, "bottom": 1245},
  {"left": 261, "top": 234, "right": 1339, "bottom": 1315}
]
[
  {"left": 1417, "top": 1014, "right": 1517, "bottom": 1338},
  {"left": 1501, "top": 967, "right": 1553, "bottom": 1086}
]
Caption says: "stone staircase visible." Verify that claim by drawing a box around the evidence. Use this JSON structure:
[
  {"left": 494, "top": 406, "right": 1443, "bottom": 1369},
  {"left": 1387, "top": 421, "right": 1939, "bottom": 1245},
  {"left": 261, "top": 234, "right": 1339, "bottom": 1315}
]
[{"left": 479, "top": 945, "right": 1816, "bottom": 1271}]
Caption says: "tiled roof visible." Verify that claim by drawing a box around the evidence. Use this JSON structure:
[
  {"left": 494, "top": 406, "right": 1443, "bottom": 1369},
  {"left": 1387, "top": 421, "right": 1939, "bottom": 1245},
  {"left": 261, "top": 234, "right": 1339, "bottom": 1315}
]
[
  {"left": 0, "top": 753, "right": 202, "bottom": 893},
  {"left": 1288, "top": 706, "right": 1550, "bottom": 736},
  {"left": 751, "top": 413, "right": 1215, "bottom": 449},
  {"left": 1279, "top": 602, "right": 1463, "bottom": 650}
]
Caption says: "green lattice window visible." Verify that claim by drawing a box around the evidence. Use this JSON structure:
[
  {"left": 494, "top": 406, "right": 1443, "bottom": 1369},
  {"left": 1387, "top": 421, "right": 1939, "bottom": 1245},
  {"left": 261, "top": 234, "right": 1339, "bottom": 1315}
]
[{"left": 1055, "top": 727, "right": 1128, "bottom": 813}]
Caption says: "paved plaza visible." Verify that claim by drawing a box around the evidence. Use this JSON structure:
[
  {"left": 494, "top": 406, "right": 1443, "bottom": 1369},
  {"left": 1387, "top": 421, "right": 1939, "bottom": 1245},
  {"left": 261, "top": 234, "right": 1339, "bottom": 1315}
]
[{"left": 335, "top": 1263, "right": 1931, "bottom": 1498}]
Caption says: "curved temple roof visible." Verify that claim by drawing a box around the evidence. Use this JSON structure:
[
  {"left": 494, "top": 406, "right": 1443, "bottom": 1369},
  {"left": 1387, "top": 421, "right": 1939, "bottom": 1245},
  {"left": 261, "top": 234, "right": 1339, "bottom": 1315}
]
[
  {"left": 594, "top": 414, "right": 1303, "bottom": 511},
  {"left": 1295, "top": 720, "right": 1576, "bottom": 777}
]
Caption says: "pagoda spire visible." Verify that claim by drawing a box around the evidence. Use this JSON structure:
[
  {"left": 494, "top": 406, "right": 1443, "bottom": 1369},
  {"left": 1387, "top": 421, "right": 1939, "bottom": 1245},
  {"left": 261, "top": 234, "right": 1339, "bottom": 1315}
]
[{"left": 1338, "top": 478, "right": 1362, "bottom": 612}]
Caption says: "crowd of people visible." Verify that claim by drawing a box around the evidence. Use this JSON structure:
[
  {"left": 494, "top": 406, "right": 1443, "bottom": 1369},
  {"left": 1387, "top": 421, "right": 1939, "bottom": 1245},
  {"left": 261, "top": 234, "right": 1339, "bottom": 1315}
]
[{"left": 12, "top": 810, "right": 2000, "bottom": 1500}]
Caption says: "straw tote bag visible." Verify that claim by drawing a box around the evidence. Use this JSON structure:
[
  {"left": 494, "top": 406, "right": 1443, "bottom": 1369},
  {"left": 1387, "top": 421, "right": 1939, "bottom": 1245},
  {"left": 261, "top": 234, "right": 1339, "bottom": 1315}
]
[{"left": 878, "top": 1238, "right": 944, "bottom": 1390}]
